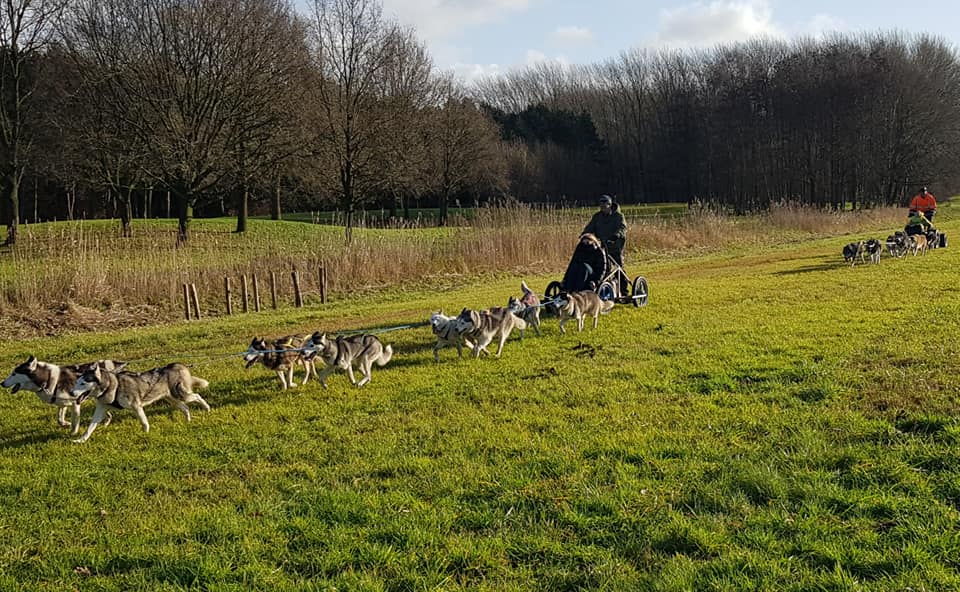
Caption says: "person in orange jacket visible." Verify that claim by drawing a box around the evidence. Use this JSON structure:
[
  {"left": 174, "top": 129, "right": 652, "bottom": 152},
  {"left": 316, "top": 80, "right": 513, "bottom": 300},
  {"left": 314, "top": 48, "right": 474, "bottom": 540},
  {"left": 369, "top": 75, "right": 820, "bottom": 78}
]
[{"left": 910, "top": 186, "right": 937, "bottom": 222}]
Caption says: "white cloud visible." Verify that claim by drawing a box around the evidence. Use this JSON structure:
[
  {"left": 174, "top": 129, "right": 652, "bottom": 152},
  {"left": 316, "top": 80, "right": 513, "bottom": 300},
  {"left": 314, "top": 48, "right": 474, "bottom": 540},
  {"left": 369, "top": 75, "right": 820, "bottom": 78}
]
[
  {"left": 551, "top": 25, "right": 595, "bottom": 48},
  {"left": 802, "top": 13, "right": 846, "bottom": 37},
  {"left": 650, "top": 1, "right": 784, "bottom": 49},
  {"left": 525, "top": 49, "right": 548, "bottom": 64},
  {"left": 380, "top": 0, "right": 533, "bottom": 44},
  {"left": 448, "top": 62, "right": 504, "bottom": 84}
]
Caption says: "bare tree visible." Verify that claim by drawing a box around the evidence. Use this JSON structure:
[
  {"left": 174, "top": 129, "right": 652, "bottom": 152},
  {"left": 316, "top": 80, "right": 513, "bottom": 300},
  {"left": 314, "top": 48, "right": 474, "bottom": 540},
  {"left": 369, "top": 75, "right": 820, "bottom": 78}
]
[
  {"left": 308, "top": 0, "right": 394, "bottom": 240},
  {"left": 425, "top": 76, "right": 506, "bottom": 225},
  {"left": 375, "top": 25, "right": 433, "bottom": 219},
  {"left": 0, "top": 0, "right": 63, "bottom": 245},
  {"left": 63, "top": 0, "right": 306, "bottom": 243}
]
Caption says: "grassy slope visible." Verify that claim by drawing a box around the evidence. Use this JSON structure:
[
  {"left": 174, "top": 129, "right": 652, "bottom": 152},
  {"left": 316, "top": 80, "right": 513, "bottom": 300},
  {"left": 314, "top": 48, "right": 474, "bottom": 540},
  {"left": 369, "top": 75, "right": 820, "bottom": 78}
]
[{"left": 2, "top": 216, "right": 960, "bottom": 590}]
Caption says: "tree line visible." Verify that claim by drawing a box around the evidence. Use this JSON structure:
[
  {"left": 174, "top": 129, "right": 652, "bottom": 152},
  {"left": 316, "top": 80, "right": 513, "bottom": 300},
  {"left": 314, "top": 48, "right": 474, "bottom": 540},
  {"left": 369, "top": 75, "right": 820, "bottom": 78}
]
[
  {"left": 475, "top": 34, "right": 960, "bottom": 213},
  {"left": 0, "top": 0, "right": 505, "bottom": 244},
  {"left": 2, "top": 0, "right": 959, "bottom": 246}
]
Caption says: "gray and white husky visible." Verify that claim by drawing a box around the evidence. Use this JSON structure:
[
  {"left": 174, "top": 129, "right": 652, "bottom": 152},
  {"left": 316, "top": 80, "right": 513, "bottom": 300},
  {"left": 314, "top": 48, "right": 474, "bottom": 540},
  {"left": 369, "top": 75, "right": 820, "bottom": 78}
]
[
  {"left": 243, "top": 334, "right": 315, "bottom": 389},
  {"left": 429, "top": 311, "right": 476, "bottom": 362},
  {"left": 508, "top": 280, "right": 542, "bottom": 338},
  {"left": 70, "top": 363, "right": 210, "bottom": 443},
  {"left": 453, "top": 306, "right": 526, "bottom": 358},
  {"left": 2, "top": 356, "right": 127, "bottom": 435},
  {"left": 303, "top": 332, "right": 393, "bottom": 388},
  {"left": 555, "top": 290, "right": 614, "bottom": 334}
]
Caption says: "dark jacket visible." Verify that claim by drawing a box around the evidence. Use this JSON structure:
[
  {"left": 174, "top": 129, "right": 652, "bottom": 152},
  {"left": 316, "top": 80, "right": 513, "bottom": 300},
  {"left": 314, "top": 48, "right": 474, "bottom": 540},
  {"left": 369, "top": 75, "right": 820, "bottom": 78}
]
[
  {"left": 583, "top": 204, "right": 626, "bottom": 249},
  {"left": 563, "top": 235, "right": 606, "bottom": 291}
]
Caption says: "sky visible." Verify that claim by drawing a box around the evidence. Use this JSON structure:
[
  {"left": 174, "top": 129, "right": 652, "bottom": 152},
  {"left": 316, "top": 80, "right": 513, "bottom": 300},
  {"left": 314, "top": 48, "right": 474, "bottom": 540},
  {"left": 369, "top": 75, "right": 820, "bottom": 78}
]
[{"left": 365, "top": 0, "right": 960, "bottom": 82}]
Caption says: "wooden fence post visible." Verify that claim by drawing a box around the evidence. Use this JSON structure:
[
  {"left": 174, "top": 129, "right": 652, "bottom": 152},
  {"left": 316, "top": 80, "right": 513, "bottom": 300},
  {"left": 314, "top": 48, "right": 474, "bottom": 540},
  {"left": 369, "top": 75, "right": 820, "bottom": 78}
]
[
  {"left": 292, "top": 271, "right": 303, "bottom": 307},
  {"left": 318, "top": 266, "right": 327, "bottom": 304},
  {"left": 190, "top": 284, "right": 201, "bottom": 320},
  {"left": 241, "top": 275, "right": 249, "bottom": 313},
  {"left": 183, "top": 283, "right": 191, "bottom": 320},
  {"left": 270, "top": 272, "right": 278, "bottom": 309},
  {"left": 253, "top": 275, "right": 261, "bottom": 313},
  {"left": 224, "top": 277, "right": 233, "bottom": 315}
]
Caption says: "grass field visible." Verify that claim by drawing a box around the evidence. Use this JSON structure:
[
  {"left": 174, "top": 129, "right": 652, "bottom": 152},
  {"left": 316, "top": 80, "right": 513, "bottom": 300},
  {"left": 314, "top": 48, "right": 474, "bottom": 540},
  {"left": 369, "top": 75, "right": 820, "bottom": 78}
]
[{"left": 2, "top": 209, "right": 960, "bottom": 590}]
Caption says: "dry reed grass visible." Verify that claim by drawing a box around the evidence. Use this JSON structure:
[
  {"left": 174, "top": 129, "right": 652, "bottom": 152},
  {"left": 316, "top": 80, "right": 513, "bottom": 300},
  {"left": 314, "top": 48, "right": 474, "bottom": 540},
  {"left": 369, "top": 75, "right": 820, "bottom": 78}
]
[{"left": 0, "top": 202, "right": 906, "bottom": 338}]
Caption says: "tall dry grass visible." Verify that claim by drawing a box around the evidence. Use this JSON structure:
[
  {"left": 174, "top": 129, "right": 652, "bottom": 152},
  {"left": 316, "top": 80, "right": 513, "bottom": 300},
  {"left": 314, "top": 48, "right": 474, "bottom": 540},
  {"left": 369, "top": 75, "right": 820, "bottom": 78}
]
[{"left": 0, "top": 202, "right": 905, "bottom": 337}]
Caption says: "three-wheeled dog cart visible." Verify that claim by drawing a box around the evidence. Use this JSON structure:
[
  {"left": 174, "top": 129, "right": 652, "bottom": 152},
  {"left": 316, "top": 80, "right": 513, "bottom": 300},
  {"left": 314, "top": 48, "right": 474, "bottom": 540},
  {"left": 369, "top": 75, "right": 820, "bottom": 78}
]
[{"left": 544, "top": 236, "right": 649, "bottom": 307}]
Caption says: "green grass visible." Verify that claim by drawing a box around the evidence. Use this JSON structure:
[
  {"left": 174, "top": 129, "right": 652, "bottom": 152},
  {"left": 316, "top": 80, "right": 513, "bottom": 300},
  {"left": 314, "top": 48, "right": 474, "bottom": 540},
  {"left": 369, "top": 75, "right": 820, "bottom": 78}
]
[{"left": 2, "top": 212, "right": 960, "bottom": 590}]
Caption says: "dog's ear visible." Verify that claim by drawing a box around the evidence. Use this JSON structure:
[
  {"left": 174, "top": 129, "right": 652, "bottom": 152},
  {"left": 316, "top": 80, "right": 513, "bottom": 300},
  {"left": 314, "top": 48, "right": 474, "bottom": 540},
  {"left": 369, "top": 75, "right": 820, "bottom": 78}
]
[{"left": 26, "top": 356, "right": 37, "bottom": 371}]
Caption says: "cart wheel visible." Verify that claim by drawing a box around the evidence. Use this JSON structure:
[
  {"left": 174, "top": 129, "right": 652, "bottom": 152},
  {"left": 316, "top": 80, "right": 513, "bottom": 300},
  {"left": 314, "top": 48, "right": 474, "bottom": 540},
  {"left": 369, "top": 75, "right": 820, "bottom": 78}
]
[
  {"left": 631, "top": 276, "right": 649, "bottom": 307},
  {"left": 598, "top": 282, "right": 616, "bottom": 302},
  {"left": 543, "top": 281, "right": 564, "bottom": 316},
  {"left": 545, "top": 281, "right": 563, "bottom": 299}
]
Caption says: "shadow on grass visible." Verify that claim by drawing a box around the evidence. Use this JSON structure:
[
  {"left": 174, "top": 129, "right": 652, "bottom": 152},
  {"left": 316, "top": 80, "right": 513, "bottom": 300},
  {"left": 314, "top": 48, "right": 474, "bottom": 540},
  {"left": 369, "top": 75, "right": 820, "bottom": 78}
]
[
  {"left": 771, "top": 260, "right": 841, "bottom": 275},
  {"left": 0, "top": 428, "right": 65, "bottom": 449}
]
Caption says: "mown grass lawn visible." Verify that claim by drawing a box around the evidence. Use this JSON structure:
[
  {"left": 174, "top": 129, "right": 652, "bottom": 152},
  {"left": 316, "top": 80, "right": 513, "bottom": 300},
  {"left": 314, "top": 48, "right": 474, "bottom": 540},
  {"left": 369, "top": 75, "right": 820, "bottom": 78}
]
[{"left": 2, "top": 216, "right": 960, "bottom": 590}]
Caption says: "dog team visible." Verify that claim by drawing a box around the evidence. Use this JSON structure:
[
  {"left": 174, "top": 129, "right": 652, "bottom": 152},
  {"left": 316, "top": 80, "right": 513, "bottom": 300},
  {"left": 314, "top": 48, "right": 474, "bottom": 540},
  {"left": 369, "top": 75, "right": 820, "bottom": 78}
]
[
  {"left": 3, "top": 281, "right": 615, "bottom": 443},
  {"left": 843, "top": 227, "right": 945, "bottom": 266}
]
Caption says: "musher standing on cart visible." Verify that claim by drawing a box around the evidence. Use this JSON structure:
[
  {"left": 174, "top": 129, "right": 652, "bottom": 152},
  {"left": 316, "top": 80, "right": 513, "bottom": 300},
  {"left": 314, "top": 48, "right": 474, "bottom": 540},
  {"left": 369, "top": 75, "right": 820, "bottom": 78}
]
[
  {"left": 583, "top": 194, "right": 627, "bottom": 291},
  {"left": 909, "top": 186, "right": 937, "bottom": 223}
]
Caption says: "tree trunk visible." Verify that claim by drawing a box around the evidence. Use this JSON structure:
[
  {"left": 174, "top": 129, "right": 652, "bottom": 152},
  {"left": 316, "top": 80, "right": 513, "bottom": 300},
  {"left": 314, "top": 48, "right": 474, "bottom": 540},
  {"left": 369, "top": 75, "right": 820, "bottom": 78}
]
[
  {"left": 121, "top": 186, "right": 134, "bottom": 237},
  {"left": 236, "top": 184, "right": 248, "bottom": 233},
  {"left": 176, "top": 194, "right": 192, "bottom": 244},
  {"left": 271, "top": 172, "right": 282, "bottom": 220},
  {"left": 3, "top": 175, "right": 21, "bottom": 246},
  {"left": 344, "top": 207, "right": 353, "bottom": 242},
  {"left": 438, "top": 190, "right": 449, "bottom": 227}
]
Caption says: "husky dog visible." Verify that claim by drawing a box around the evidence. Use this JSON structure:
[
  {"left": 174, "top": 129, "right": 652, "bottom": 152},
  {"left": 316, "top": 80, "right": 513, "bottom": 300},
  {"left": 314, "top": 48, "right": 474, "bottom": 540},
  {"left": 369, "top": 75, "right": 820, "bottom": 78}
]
[
  {"left": 244, "top": 335, "right": 314, "bottom": 389},
  {"left": 885, "top": 231, "right": 909, "bottom": 258},
  {"left": 864, "top": 239, "right": 883, "bottom": 264},
  {"left": 555, "top": 290, "right": 614, "bottom": 334},
  {"left": 925, "top": 228, "right": 940, "bottom": 250},
  {"left": 909, "top": 234, "right": 928, "bottom": 256},
  {"left": 842, "top": 241, "right": 865, "bottom": 266},
  {"left": 429, "top": 311, "right": 476, "bottom": 362},
  {"left": 507, "top": 281, "right": 542, "bottom": 338},
  {"left": 70, "top": 363, "right": 210, "bottom": 443},
  {"left": 453, "top": 307, "right": 526, "bottom": 358},
  {"left": 2, "top": 356, "right": 127, "bottom": 435},
  {"left": 304, "top": 332, "right": 393, "bottom": 388}
]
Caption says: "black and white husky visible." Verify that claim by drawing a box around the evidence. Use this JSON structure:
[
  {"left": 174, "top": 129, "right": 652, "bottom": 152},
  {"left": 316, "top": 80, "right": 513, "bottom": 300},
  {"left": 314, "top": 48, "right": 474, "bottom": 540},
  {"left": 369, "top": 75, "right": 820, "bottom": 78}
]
[
  {"left": 864, "top": 238, "right": 883, "bottom": 265},
  {"left": 429, "top": 311, "right": 476, "bottom": 362},
  {"left": 71, "top": 363, "right": 211, "bottom": 443},
  {"left": 243, "top": 334, "right": 315, "bottom": 389},
  {"left": 507, "top": 280, "right": 542, "bottom": 338},
  {"left": 2, "top": 356, "right": 127, "bottom": 435},
  {"left": 842, "top": 241, "right": 866, "bottom": 266},
  {"left": 453, "top": 307, "right": 526, "bottom": 358},
  {"left": 302, "top": 332, "right": 393, "bottom": 388}
]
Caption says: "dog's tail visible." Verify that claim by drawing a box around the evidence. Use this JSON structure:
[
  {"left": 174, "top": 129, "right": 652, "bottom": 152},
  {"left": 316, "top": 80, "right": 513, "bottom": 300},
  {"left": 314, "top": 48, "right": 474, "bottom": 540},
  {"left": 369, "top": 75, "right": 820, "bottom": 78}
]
[
  {"left": 601, "top": 300, "right": 615, "bottom": 314},
  {"left": 521, "top": 280, "right": 532, "bottom": 294},
  {"left": 376, "top": 345, "right": 393, "bottom": 367},
  {"left": 191, "top": 377, "right": 209, "bottom": 391}
]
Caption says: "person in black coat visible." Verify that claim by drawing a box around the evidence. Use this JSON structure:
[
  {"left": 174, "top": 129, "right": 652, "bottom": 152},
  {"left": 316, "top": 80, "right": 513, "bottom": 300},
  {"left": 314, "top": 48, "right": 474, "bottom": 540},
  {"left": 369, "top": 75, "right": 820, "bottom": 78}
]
[{"left": 562, "top": 233, "right": 606, "bottom": 292}]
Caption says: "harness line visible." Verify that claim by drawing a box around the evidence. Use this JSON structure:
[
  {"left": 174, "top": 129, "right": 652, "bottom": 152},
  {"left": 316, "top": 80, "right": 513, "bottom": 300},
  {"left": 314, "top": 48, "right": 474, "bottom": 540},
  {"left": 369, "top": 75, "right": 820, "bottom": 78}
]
[{"left": 115, "top": 321, "right": 431, "bottom": 368}]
